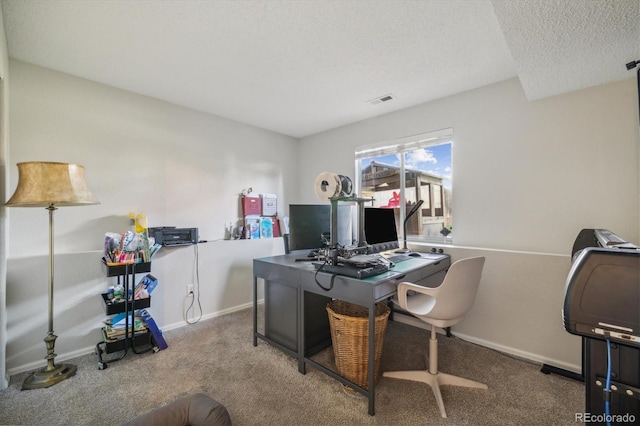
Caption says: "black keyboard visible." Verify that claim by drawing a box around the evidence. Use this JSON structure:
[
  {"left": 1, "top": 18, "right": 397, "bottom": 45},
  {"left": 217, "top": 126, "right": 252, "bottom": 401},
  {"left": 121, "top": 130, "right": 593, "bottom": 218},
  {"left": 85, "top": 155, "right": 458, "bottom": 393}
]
[
  {"left": 386, "top": 254, "right": 412, "bottom": 263},
  {"left": 313, "top": 262, "right": 389, "bottom": 279}
]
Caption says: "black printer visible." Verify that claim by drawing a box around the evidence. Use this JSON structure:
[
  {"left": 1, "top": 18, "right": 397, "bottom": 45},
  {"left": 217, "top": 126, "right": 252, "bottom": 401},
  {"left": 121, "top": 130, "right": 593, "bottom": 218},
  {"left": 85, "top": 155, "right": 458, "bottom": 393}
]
[
  {"left": 563, "top": 237, "right": 640, "bottom": 346},
  {"left": 563, "top": 229, "right": 639, "bottom": 421},
  {"left": 148, "top": 227, "right": 198, "bottom": 246}
]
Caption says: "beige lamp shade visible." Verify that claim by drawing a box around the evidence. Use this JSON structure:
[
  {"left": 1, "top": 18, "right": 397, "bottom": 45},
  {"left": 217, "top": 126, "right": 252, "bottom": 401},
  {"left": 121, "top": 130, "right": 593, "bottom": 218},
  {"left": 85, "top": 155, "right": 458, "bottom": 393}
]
[{"left": 5, "top": 161, "right": 99, "bottom": 207}]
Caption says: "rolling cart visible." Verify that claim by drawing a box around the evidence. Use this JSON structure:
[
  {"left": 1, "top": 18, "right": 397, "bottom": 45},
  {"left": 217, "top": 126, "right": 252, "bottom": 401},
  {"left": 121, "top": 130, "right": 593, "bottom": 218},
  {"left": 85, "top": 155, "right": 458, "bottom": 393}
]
[{"left": 95, "top": 260, "right": 158, "bottom": 369}]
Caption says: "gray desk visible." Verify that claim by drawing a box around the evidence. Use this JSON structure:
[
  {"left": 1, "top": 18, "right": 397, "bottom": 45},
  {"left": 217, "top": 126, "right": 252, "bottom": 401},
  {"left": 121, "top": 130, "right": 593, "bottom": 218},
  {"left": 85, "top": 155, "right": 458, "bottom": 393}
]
[{"left": 252, "top": 252, "right": 450, "bottom": 415}]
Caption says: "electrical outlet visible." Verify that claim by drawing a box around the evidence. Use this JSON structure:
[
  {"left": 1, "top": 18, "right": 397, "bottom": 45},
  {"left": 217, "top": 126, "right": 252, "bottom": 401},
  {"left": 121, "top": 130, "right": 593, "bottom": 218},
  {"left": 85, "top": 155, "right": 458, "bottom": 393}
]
[{"left": 187, "top": 283, "right": 194, "bottom": 295}]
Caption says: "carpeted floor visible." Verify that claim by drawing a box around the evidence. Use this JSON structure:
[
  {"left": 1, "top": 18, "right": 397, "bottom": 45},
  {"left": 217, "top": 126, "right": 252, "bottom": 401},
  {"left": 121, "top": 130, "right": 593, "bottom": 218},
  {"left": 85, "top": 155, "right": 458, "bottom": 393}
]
[{"left": 0, "top": 307, "right": 584, "bottom": 425}]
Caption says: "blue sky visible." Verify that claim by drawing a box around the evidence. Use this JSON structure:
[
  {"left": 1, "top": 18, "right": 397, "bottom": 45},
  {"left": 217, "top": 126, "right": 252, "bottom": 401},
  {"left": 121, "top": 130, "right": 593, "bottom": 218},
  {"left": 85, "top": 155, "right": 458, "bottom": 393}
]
[{"left": 361, "top": 142, "right": 452, "bottom": 189}]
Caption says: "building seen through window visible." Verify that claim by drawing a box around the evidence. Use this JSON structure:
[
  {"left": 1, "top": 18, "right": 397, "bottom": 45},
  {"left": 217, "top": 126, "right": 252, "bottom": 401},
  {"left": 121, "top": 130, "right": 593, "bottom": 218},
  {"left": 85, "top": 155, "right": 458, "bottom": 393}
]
[{"left": 355, "top": 129, "right": 452, "bottom": 244}]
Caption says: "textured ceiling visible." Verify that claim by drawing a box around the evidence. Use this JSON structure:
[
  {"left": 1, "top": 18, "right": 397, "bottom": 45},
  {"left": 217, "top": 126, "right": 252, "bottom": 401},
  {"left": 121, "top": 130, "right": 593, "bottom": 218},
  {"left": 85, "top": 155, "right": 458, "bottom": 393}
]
[
  {"left": 1, "top": 0, "right": 639, "bottom": 138},
  {"left": 492, "top": 0, "right": 640, "bottom": 100}
]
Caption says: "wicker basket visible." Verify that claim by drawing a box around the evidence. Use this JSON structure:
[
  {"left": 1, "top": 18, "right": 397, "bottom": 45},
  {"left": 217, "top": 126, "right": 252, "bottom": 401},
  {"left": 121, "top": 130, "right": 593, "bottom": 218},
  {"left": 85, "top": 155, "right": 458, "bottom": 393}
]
[{"left": 326, "top": 300, "right": 390, "bottom": 390}]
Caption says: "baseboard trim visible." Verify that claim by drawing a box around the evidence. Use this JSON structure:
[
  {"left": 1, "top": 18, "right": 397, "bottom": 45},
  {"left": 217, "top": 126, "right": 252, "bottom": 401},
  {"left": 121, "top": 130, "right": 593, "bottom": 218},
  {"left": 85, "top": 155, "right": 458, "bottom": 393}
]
[
  {"left": 162, "top": 301, "right": 255, "bottom": 332},
  {"left": 391, "top": 312, "right": 581, "bottom": 375},
  {"left": 9, "top": 301, "right": 581, "bottom": 378},
  {"left": 450, "top": 331, "right": 581, "bottom": 374},
  {"left": 7, "top": 345, "right": 100, "bottom": 377},
  {"left": 7, "top": 302, "right": 257, "bottom": 377}
]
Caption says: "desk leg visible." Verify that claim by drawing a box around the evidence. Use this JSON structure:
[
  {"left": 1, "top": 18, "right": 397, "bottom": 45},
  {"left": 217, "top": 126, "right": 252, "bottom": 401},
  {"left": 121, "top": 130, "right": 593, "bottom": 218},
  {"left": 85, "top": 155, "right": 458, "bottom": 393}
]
[
  {"left": 368, "top": 303, "right": 376, "bottom": 416},
  {"left": 298, "top": 288, "right": 306, "bottom": 374},
  {"left": 253, "top": 276, "right": 258, "bottom": 347}
]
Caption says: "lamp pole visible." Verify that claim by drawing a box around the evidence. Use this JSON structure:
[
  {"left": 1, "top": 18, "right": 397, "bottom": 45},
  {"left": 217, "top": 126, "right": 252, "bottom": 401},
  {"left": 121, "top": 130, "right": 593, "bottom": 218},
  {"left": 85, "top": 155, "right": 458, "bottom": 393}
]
[
  {"left": 21, "top": 203, "right": 78, "bottom": 389},
  {"left": 5, "top": 162, "right": 98, "bottom": 390},
  {"left": 44, "top": 203, "right": 57, "bottom": 372}
]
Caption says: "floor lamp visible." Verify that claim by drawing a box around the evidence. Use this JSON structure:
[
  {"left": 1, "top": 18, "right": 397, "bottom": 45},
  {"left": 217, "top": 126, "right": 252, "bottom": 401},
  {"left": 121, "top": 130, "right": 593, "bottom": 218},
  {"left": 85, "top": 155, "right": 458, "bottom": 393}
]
[{"left": 5, "top": 161, "right": 99, "bottom": 390}]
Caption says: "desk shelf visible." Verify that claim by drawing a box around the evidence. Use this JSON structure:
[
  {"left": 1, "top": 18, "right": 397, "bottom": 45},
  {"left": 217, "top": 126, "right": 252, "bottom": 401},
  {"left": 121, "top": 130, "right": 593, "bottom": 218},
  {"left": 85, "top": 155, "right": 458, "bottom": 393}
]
[
  {"left": 100, "top": 328, "right": 152, "bottom": 354},
  {"left": 101, "top": 259, "right": 151, "bottom": 276},
  {"left": 95, "top": 261, "right": 157, "bottom": 369},
  {"left": 101, "top": 293, "right": 151, "bottom": 315}
]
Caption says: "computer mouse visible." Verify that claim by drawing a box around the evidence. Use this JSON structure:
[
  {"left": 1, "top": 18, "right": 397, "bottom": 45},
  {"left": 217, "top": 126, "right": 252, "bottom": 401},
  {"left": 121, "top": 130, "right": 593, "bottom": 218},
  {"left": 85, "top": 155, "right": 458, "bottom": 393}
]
[{"left": 408, "top": 252, "right": 422, "bottom": 257}]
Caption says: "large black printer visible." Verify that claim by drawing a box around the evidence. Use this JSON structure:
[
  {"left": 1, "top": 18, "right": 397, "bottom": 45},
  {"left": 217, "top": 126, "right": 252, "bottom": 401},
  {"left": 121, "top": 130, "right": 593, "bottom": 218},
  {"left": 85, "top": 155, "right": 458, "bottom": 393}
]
[{"left": 563, "top": 229, "right": 639, "bottom": 421}]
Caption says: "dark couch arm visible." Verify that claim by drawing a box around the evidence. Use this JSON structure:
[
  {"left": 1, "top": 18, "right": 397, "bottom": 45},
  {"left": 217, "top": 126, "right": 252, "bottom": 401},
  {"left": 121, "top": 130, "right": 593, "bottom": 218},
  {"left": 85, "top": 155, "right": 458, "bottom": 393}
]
[{"left": 123, "top": 393, "right": 232, "bottom": 426}]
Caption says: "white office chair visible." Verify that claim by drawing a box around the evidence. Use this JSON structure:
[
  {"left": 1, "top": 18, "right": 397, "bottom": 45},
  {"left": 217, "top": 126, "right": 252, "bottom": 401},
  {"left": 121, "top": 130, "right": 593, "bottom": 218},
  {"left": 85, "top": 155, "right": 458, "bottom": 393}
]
[{"left": 383, "top": 256, "right": 487, "bottom": 418}]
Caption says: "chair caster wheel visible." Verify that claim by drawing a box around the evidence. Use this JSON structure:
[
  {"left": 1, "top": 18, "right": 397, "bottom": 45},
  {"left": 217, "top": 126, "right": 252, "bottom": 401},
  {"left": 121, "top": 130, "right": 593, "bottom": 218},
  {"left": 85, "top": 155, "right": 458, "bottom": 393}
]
[{"left": 98, "top": 362, "right": 107, "bottom": 370}]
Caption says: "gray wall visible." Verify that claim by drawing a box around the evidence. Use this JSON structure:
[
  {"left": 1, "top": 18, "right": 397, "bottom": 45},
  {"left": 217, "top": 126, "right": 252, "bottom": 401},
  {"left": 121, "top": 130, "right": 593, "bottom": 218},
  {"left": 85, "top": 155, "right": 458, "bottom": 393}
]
[
  {"left": 0, "top": 1, "right": 10, "bottom": 388},
  {"left": 3, "top": 61, "right": 638, "bottom": 376},
  {"left": 5, "top": 60, "right": 297, "bottom": 374},
  {"left": 298, "top": 77, "right": 640, "bottom": 372}
]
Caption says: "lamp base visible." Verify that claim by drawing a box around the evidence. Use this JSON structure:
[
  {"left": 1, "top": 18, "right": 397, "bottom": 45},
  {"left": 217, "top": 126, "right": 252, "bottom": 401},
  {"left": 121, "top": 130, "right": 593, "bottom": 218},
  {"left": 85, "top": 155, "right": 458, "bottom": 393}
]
[
  {"left": 394, "top": 248, "right": 410, "bottom": 254},
  {"left": 22, "top": 363, "right": 77, "bottom": 390}
]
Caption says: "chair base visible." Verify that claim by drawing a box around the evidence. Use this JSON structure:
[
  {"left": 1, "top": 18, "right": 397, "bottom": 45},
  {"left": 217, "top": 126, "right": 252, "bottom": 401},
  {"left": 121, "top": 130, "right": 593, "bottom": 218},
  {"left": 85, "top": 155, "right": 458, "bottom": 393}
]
[{"left": 382, "top": 369, "right": 487, "bottom": 418}]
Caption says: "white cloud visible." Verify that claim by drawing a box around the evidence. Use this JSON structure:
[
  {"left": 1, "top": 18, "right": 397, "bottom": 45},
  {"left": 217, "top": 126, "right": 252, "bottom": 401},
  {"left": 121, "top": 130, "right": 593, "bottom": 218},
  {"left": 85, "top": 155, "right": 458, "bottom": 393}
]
[{"left": 405, "top": 148, "right": 437, "bottom": 167}]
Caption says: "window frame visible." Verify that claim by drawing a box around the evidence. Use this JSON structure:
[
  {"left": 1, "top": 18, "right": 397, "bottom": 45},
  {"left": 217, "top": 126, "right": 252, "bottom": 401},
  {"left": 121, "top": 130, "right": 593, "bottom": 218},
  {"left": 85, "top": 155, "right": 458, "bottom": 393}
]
[{"left": 354, "top": 128, "right": 453, "bottom": 245}]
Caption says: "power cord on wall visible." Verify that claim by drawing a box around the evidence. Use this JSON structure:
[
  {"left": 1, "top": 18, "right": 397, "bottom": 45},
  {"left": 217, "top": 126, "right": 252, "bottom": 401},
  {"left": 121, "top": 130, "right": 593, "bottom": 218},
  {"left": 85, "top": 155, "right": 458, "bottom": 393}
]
[{"left": 184, "top": 243, "right": 203, "bottom": 324}]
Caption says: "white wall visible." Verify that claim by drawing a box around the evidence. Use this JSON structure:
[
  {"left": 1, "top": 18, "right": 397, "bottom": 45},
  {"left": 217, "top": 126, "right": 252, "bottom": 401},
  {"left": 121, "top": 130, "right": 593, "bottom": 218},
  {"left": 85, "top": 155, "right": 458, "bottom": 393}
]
[
  {"left": 0, "top": 1, "right": 10, "bottom": 389},
  {"left": 5, "top": 60, "right": 296, "bottom": 374},
  {"left": 299, "top": 78, "right": 639, "bottom": 254},
  {"left": 5, "top": 61, "right": 639, "bottom": 376},
  {"left": 299, "top": 77, "right": 640, "bottom": 372}
]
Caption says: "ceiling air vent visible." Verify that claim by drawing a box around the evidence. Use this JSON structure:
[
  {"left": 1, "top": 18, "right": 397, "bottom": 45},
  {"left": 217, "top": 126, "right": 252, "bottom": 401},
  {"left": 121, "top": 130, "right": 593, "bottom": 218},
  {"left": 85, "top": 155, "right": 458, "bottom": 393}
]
[{"left": 367, "top": 93, "right": 396, "bottom": 105}]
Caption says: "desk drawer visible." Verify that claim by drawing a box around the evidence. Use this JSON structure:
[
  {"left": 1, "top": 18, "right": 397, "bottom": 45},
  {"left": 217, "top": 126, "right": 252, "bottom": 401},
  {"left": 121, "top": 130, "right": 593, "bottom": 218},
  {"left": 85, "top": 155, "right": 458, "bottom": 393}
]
[
  {"left": 254, "top": 260, "right": 302, "bottom": 285},
  {"left": 399, "top": 268, "right": 424, "bottom": 284},
  {"left": 416, "top": 258, "right": 449, "bottom": 281},
  {"left": 389, "top": 258, "right": 449, "bottom": 289},
  {"left": 414, "top": 269, "right": 447, "bottom": 288},
  {"left": 374, "top": 280, "right": 397, "bottom": 301}
]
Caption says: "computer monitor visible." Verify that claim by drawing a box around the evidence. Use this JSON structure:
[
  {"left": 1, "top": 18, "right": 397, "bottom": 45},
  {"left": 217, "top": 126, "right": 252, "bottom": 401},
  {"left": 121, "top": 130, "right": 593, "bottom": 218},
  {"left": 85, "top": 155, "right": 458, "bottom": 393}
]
[
  {"left": 364, "top": 207, "right": 399, "bottom": 253},
  {"left": 288, "top": 204, "right": 354, "bottom": 252}
]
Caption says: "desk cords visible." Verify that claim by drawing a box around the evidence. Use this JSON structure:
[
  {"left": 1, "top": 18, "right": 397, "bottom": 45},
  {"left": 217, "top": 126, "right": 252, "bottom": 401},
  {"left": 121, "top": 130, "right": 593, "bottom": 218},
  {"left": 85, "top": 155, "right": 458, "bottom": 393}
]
[{"left": 314, "top": 260, "right": 336, "bottom": 291}]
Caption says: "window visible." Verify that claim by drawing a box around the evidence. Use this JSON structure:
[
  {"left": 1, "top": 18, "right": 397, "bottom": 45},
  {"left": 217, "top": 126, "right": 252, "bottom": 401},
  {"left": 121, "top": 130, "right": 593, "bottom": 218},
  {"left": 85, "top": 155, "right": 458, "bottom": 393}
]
[{"left": 355, "top": 128, "right": 453, "bottom": 244}]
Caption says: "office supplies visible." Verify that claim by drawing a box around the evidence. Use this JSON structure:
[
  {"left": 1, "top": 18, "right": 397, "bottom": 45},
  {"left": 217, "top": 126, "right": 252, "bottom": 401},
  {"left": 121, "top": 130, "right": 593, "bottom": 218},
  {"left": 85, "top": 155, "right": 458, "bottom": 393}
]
[
  {"left": 139, "top": 309, "right": 168, "bottom": 350},
  {"left": 259, "top": 217, "right": 273, "bottom": 238},
  {"left": 241, "top": 195, "right": 261, "bottom": 216},
  {"left": 243, "top": 217, "right": 260, "bottom": 239},
  {"left": 260, "top": 193, "right": 277, "bottom": 216},
  {"left": 148, "top": 227, "right": 198, "bottom": 246},
  {"left": 134, "top": 274, "right": 158, "bottom": 299}
]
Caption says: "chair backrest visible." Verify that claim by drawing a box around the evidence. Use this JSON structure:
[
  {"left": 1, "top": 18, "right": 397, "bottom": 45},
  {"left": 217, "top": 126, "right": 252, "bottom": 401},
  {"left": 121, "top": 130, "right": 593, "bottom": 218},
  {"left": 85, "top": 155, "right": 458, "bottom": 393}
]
[{"left": 428, "top": 256, "right": 485, "bottom": 322}]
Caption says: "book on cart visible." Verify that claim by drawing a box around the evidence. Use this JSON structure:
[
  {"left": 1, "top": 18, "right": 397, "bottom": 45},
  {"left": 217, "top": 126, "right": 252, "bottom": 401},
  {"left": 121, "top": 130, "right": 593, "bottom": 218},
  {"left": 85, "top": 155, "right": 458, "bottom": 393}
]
[
  {"left": 102, "top": 323, "right": 148, "bottom": 342},
  {"left": 139, "top": 309, "right": 168, "bottom": 350}
]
